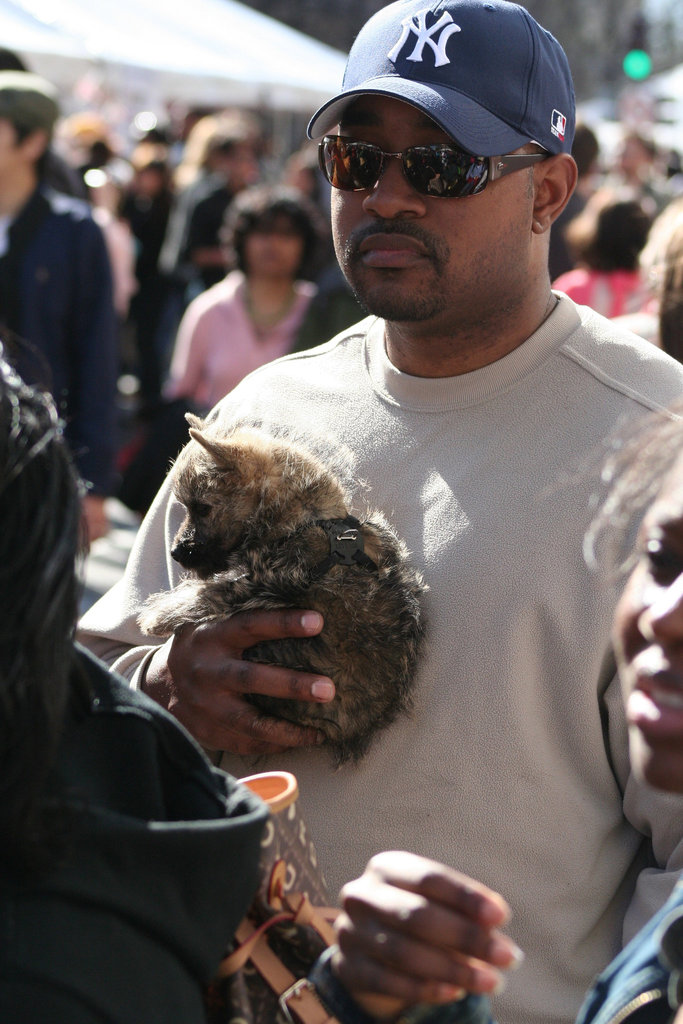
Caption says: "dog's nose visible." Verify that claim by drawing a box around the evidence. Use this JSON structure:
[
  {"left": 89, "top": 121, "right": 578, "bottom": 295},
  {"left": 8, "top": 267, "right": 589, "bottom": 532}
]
[
  {"left": 171, "top": 541, "right": 196, "bottom": 567},
  {"left": 171, "top": 540, "right": 216, "bottom": 578}
]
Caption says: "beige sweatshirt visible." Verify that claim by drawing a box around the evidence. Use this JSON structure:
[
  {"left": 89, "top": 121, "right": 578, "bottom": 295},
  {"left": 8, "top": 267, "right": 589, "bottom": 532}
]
[{"left": 79, "top": 295, "right": 683, "bottom": 1024}]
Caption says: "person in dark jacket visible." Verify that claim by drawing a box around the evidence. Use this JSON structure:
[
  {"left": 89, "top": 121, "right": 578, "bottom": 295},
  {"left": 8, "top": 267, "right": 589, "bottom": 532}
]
[
  {"left": 0, "top": 70, "right": 118, "bottom": 543},
  {"left": 0, "top": 48, "right": 88, "bottom": 200},
  {"left": 0, "top": 350, "right": 270, "bottom": 1022}
]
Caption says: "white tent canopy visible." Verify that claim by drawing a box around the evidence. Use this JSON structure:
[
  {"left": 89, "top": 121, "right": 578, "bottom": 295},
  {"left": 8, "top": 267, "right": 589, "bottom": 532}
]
[{"left": 0, "top": 0, "right": 348, "bottom": 111}]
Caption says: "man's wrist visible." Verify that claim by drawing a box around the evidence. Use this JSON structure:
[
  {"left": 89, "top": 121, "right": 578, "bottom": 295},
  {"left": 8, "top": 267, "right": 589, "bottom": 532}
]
[
  {"left": 308, "top": 948, "right": 489, "bottom": 1024},
  {"left": 309, "top": 947, "right": 384, "bottom": 1024}
]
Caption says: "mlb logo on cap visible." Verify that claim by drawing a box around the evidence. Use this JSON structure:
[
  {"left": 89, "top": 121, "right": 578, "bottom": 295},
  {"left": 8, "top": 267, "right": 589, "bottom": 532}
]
[{"left": 551, "top": 110, "right": 567, "bottom": 143}]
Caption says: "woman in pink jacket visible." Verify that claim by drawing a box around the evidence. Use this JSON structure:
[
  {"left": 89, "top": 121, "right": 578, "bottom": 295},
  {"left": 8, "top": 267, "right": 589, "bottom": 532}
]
[{"left": 166, "top": 185, "right": 325, "bottom": 412}]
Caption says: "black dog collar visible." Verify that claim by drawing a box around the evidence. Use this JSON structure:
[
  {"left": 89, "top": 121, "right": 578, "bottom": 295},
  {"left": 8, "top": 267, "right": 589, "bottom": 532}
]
[{"left": 314, "top": 515, "right": 377, "bottom": 576}]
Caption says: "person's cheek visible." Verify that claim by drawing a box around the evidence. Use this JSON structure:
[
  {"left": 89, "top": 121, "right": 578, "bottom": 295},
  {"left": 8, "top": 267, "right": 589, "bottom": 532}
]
[{"left": 612, "top": 566, "right": 646, "bottom": 679}]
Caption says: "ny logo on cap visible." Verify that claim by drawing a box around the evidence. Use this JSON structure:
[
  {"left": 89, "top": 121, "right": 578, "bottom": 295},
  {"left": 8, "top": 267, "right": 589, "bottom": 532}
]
[{"left": 388, "top": 9, "right": 461, "bottom": 68}]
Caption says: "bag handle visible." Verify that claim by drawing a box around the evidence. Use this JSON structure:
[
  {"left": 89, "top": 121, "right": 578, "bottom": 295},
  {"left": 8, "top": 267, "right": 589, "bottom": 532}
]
[
  {"left": 219, "top": 917, "right": 339, "bottom": 1024},
  {"left": 216, "top": 894, "right": 339, "bottom": 977},
  {"left": 216, "top": 912, "right": 295, "bottom": 976},
  {"left": 268, "top": 861, "right": 338, "bottom": 947},
  {"left": 284, "top": 891, "right": 338, "bottom": 946}
]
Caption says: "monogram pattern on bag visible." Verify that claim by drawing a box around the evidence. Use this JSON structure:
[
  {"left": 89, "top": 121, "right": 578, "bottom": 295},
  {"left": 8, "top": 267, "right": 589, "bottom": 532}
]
[{"left": 208, "top": 793, "right": 333, "bottom": 1024}]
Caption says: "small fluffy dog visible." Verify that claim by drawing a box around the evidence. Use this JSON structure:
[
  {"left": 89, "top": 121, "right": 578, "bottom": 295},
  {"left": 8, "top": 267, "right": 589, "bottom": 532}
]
[{"left": 139, "top": 415, "right": 427, "bottom": 764}]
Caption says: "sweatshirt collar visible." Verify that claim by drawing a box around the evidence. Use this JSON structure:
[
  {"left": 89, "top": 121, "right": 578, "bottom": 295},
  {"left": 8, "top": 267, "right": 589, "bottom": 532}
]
[{"left": 365, "top": 292, "right": 580, "bottom": 412}]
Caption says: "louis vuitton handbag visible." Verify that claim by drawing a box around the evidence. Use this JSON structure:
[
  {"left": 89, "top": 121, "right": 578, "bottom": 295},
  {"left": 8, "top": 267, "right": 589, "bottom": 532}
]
[{"left": 206, "top": 771, "right": 340, "bottom": 1024}]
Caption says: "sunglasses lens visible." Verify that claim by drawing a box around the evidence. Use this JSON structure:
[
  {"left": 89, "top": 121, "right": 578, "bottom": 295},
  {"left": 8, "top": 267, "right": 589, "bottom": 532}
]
[
  {"left": 320, "top": 137, "right": 383, "bottom": 191},
  {"left": 319, "top": 137, "right": 491, "bottom": 198},
  {"left": 404, "top": 146, "right": 489, "bottom": 197}
]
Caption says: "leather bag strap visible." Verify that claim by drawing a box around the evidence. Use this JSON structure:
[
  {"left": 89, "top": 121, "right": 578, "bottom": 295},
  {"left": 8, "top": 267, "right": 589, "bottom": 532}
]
[
  {"left": 219, "top": 917, "right": 339, "bottom": 1024},
  {"left": 282, "top": 891, "right": 339, "bottom": 946}
]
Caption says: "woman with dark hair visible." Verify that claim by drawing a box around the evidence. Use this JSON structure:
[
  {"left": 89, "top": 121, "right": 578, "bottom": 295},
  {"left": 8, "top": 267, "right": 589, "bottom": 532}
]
[
  {"left": 553, "top": 188, "right": 653, "bottom": 319},
  {"left": 0, "top": 352, "right": 268, "bottom": 1021},
  {"left": 0, "top": 358, "right": 83, "bottom": 874},
  {"left": 614, "top": 197, "right": 683, "bottom": 361},
  {"left": 165, "top": 184, "right": 326, "bottom": 412}
]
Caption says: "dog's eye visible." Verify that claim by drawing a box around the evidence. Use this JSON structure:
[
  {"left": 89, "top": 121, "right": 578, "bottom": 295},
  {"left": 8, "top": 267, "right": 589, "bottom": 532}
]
[{"left": 191, "top": 502, "right": 212, "bottom": 518}]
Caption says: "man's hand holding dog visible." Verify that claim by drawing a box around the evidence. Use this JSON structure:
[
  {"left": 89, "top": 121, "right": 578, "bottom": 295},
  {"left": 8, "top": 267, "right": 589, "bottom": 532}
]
[{"left": 142, "top": 609, "right": 335, "bottom": 754}]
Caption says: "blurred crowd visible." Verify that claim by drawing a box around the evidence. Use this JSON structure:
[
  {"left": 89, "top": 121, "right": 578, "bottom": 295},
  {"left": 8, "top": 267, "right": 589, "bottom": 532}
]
[
  {"left": 55, "top": 95, "right": 369, "bottom": 521},
  {"left": 549, "top": 121, "right": 683, "bottom": 357},
  {"left": 1, "top": 45, "right": 682, "bottom": 539},
  {"left": 0, "top": 47, "right": 363, "bottom": 538}
]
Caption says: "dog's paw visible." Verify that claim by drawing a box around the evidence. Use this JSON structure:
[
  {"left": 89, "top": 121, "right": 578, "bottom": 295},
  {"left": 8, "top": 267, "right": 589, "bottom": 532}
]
[{"left": 137, "top": 592, "right": 182, "bottom": 637}]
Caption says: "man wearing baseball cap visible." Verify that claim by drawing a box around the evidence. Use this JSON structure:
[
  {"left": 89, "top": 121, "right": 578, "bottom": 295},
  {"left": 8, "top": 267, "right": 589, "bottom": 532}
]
[
  {"left": 0, "top": 70, "right": 118, "bottom": 542},
  {"left": 79, "top": 5, "right": 683, "bottom": 1023}
]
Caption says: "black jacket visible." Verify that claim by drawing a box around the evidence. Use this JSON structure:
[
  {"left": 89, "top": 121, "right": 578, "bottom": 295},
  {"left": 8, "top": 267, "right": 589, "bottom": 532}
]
[
  {"left": 0, "top": 187, "right": 118, "bottom": 494},
  {"left": 0, "top": 645, "right": 267, "bottom": 1023}
]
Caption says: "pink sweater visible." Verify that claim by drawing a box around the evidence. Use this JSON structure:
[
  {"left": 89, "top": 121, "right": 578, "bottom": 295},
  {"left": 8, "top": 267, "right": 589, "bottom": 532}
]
[
  {"left": 166, "top": 270, "right": 316, "bottom": 410},
  {"left": 552, "top": 267, "right": 645, "bottom": 319}
]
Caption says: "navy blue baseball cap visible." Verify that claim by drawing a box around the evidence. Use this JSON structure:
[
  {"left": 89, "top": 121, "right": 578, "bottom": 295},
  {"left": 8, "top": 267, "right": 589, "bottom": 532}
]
[{"left": 307, "top": 0, "right": 575, "bottom": 156}]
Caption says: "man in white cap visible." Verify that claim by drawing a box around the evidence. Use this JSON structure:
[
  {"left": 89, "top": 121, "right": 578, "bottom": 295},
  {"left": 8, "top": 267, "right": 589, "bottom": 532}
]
[{"left": 79, "top": 4, "right": 683, "bottom": 1022}]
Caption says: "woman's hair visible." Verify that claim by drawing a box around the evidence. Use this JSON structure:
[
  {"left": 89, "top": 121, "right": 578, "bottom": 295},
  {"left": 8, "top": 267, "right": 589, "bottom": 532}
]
[
  {"left": 571, "top": 121, "right": 600, "bottom": 179},
  {"left": 172, "top": 109, "right": 262, "bottom": 190},
  {"left": 0, "top": 352, "right": 84, "bottom": 871},
  {"left": 639, "top": 197, "right": 683, "bottom": 362},
  {"left": 584, "top": 401, "right": 683, "bottom": 577},
  {"left": 221, "top": 184, "right": 327, "bottom": 281},
  {"left": 566, "top": 188, "right": 653, "bottom": 272}
]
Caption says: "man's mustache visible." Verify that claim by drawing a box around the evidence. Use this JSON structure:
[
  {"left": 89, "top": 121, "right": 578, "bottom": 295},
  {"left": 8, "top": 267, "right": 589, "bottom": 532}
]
[{"left": 343, "top": 221, "right": 448, "bottom": 266}]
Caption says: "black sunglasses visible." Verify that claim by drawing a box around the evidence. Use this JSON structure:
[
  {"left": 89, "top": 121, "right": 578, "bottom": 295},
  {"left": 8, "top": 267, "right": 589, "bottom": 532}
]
[{"left": 318, "top": 135, "right": 549, "bottom": 199}]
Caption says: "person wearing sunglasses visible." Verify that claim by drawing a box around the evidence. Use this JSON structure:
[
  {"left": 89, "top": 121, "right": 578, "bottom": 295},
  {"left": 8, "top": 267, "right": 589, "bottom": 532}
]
[{"left": 78, "top": 4, "right": 683, "bottom": 1024}]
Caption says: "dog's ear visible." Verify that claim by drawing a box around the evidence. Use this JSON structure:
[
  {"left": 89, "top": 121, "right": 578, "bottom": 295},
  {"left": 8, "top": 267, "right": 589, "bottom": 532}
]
[
  {"left": 188, "top": 427, "right": 237, "bottom": 471},
  {"left": 185, "top": 412, "right": 205, "bottom": 431}
]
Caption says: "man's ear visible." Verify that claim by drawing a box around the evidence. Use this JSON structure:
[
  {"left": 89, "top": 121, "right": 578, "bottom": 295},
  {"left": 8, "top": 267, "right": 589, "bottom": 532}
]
[
  {"left": 19, "top": 128, "right": 50, "bottom": 164},
  {"left": 531, "top": 154, "right": 578, "bottom": 234}
]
